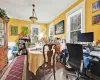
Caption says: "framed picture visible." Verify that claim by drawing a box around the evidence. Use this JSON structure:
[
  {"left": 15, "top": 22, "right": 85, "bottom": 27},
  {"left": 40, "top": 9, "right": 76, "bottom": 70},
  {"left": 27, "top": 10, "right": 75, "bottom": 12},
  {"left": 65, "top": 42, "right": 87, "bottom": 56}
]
[
  {"left": 92, "top": 0, "right": 100, "bottom": 12},
  {"left": 92, "top": 14, "right": 100, "bottom": 24},
  {"left": 11, "top": 26, "right": 18, "bottom": 36},
  {"left": 55, "top": 20, "right": 64, "bottom": 35},
  {"left": 21, "top": 26, "right": 28, "bottom": 36}
]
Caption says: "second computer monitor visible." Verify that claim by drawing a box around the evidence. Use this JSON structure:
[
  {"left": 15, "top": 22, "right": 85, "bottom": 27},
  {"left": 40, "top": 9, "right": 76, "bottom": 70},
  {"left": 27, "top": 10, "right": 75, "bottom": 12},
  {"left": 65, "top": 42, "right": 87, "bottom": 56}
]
[{"left": 78, "top": 32, "right": 94, "bottom": 42}]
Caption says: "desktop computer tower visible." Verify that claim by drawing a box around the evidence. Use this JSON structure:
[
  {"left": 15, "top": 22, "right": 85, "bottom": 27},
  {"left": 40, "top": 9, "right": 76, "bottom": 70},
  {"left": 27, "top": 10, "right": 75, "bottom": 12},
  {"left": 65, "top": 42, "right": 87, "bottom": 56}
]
[{"left": 91, "top": 60, "right": 100, "bottom": 77}]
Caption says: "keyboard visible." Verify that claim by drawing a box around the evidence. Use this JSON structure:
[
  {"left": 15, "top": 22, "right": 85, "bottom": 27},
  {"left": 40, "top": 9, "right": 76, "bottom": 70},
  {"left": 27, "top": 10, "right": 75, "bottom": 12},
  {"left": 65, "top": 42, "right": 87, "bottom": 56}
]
[
  {"left": 90, "top": 51, "right": 100, "bottom": 57},
  {"left": 92, "top": 57, "right": 99, "bottom": 62}
]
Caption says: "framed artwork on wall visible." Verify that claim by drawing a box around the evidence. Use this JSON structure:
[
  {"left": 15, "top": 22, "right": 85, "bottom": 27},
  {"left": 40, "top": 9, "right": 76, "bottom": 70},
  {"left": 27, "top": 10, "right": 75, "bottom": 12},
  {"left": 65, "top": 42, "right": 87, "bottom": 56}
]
[
  {"left": 92, "top": 0, "right": 100, "bottom": 12},
  {"left": 55, "top": 20, "right": 64, "bottom": 35},
  {"left": 21, "top": 26, "right": 28, "bottom": 36},
  {"left": 10, "top": 25, "right": 18, "bottom": 36},
  {"left": 92, "top": 14, "right": 100, "bottom": 24}
]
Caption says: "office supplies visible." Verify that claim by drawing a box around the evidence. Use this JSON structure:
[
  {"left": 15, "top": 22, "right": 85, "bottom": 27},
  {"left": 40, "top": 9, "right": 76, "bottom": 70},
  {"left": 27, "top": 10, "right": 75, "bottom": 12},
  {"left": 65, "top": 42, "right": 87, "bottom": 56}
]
[
  {"left": 93, "top": 47, "right": 100, "bottom": 51},
  {"left": 90, "top": 51, "right": 100, "bottom": 58}
]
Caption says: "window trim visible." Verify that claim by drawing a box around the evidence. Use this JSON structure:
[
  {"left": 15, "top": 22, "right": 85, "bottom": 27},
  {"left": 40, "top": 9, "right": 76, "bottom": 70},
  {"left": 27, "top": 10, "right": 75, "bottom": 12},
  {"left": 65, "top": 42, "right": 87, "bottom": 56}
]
[
  {"left": 30, "top": 24, "right": 40, "bottom": 43},
  {"left": 66, "top": 0, "right": 85, "bottom": 43}
]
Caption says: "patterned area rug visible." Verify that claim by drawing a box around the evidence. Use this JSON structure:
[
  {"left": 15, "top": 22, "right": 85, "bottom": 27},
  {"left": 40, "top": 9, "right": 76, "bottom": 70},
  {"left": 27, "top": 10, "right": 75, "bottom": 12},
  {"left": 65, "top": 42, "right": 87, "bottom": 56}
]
[{"left": 1, "top": 55, "right": 27, "bottom": 80}]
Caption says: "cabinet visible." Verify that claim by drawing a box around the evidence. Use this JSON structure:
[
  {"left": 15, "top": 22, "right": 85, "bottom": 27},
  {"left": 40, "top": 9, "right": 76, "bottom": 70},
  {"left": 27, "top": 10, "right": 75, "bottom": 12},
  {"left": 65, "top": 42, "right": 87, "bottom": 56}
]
[{"left": 0, "top": 16, "right": 9, "bottom": 70}]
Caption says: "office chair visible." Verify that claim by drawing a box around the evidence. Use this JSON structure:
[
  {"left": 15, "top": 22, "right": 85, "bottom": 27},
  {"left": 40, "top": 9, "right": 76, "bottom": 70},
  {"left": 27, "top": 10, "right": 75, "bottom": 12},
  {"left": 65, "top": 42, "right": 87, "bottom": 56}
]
[{"left": 66, "top": 43, "right": 87, "bottom": 80}]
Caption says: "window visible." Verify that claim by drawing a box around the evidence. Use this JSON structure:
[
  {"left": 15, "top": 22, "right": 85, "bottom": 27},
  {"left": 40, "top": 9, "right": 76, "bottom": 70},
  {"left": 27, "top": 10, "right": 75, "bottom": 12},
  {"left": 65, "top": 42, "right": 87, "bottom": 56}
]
[
  {"left": 49, "top": 23, "right": 54, "bottom": 38},
  {"left": 31, "top": 24, "right": 40, "bottom": 43},
  {"left": 66, "top": 1, "right": 85, "bottom": 43},
  {"left": 70, "top": 9, "right": 82, "bottom": 43}
]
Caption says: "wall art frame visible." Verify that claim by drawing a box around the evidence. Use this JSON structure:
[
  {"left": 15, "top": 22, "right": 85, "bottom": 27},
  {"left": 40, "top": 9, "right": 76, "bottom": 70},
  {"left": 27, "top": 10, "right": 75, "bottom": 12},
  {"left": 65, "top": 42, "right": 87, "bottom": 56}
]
[{"left": 55, "top": 20, "right": 64, "bottom": 35}]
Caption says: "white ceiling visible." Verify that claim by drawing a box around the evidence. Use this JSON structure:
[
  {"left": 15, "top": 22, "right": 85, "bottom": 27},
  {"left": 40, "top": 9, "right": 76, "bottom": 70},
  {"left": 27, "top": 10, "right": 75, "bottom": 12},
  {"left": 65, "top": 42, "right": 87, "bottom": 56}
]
[{"left": 0, "top": 0, "right": 77, "bottom": 23}]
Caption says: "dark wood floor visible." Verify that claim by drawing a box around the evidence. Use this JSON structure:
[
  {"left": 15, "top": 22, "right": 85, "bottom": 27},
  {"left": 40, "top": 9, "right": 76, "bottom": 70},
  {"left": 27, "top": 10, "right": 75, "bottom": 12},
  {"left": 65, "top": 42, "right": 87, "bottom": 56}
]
[{"left": 35, "top": 62, "right": 64, "bottom": 80}]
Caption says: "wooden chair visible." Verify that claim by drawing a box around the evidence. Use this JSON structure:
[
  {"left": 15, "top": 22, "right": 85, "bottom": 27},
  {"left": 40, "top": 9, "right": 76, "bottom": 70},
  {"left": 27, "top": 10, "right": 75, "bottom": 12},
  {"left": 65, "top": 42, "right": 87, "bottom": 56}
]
[{"left": 42, "top": 44, "right": 56, "bottom": 80}]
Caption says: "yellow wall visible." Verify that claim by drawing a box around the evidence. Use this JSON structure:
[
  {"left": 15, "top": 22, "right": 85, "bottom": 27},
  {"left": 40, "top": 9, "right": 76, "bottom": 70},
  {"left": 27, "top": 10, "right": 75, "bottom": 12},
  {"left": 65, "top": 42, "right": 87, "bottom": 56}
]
[
  {"left": 48, "top": 0, "right": 83, "bottom": 38},
  {"left": 8, "top": 18, "right": 47, "bottom": 42},
  {"left": 48, "top": 0, "right": 100, "bottom": 41},
  {"left": 8, "top": 0, "right": 100, "bottom": 41},
  {"left": 86, "top": 0, "right": 100, "bottom": 41}
]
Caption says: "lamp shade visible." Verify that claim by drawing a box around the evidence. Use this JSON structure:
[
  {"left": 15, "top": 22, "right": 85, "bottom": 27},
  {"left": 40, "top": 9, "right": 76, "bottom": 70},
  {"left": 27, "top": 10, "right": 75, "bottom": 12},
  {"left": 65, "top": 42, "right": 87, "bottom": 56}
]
[{"left": 30, "top": 16, "right": 38, "bottom": 22}]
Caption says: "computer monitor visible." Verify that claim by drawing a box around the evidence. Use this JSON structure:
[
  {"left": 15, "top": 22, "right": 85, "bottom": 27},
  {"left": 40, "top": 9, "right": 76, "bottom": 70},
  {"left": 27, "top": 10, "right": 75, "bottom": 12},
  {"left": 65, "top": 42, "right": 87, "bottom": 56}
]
[{"left": 78, "top": 32, "right": 94, "bottom": 42}]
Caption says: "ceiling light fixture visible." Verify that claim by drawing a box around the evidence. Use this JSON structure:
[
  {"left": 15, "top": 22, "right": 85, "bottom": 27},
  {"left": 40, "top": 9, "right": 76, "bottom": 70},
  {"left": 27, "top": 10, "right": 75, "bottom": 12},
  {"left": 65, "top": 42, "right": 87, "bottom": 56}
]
[{"left": 29, "top": 4, "right": 38, "bottom": 22}]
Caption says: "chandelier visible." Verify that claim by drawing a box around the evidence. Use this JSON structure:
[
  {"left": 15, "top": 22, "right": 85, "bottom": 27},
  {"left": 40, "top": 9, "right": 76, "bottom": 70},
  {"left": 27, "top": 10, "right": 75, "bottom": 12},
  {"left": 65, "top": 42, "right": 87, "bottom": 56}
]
[{"left": 29, "top": 4, "right": 38, "bottom": 22}]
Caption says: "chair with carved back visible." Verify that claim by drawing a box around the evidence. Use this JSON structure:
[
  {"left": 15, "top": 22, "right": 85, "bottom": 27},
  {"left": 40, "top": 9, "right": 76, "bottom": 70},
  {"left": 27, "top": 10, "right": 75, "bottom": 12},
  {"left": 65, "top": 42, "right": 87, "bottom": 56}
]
[{"left": 42, "top": 44, "right": 56, "bottom": 80}]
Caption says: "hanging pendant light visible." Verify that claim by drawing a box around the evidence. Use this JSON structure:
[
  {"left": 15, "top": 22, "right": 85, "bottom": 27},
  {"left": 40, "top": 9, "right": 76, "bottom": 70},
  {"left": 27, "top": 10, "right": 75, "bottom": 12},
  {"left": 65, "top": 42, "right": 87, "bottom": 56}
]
[{"left": 29, "top": 4, "right": 38, "bottom": 22}]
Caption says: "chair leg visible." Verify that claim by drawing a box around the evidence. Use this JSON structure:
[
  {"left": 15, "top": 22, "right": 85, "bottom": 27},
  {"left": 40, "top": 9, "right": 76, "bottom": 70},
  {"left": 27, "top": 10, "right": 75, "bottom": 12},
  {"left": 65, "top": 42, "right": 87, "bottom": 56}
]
[
  {"left": 53, "top": 67, "right": 56, "bottom": 80},
  {"left": 43, "top": 64, "right": 45, "bottom": 80},
  {"left": 76, "top": 78, "right": 79, "bottom": 80}
]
